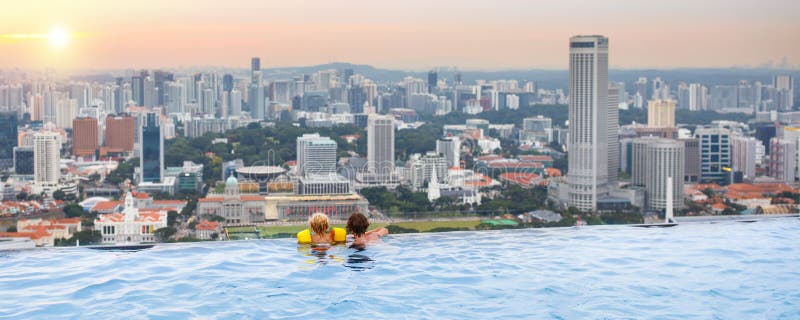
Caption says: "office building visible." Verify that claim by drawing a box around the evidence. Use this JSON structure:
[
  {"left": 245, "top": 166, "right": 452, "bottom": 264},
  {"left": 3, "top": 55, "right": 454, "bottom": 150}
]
[
  {"left": 520, "top": 116, "right": 553, "bottom": 144},
  {"left": 631, "top": 137, "right": 684, "bottom": 211},
  {"left": 769, "top": 137, "right": 796, "bottom": 183},
  {"left": 427, "top": 70, "right": 438, "bottom": 94},
  {"left": 34, "top": 132, "right": 61, "bottom": 192},
  {"left": 0, "top": 111, "right": 17, "bottom": 170},
  {"left": 105, "top": 115, "right": 135, "bottom": 153},
  {"left": 436, "top": 136, "right": 461, "bottom": 168},
  {"left": 367, "top": 114, "right": 395, "bottom": 180},
  {"left": 140, "top": 113, "right": 163, "bottom": 183},
  {"left": 72, "top": 117, "right": 99, "bottom": 157},
  {"left": 230, "top": 89, "right": 242, "bottom": 116},
  {"left": 296, "top": 134, "right": 337, "bottom": 176},
  {"left": 567, "top": 35, "right": 610, "bottom": 211},
  {"left": 13, "top": 146, "right": 34, "bottom": 175},
  {"left": 773, "top": 75, "right": 794, "bottom": 110},
  {"left": 647, "top": 99, "right": 676, "bottom": 128},
  {"left": 608, "top": 83, "right": 620, "bottom": 185},
  {"left": 695, "top": 127, "right": 731, "bottom": 184},
  {"left": 731, "top": 136, "right": 762, "bottom": 181},
  {"left": 681, "top": 138, "right": 700, "bottom": 183}
]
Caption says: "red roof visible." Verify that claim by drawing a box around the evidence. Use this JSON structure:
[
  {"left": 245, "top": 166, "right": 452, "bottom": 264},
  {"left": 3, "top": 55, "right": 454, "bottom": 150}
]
[
  {"left": 487, "top": 162, "right": 543, "bottom": 169},
  {"left": 499, "top": 172, "right": 541, "bottom": 187},
  {"left": 91, "top": 201, "right": 122, "bottom": 212},
  {"left": 195, "top": 220, "right": 220, "bottom": 231},
  {"left": 133, "top": 192, "right": 151, "bottom": 199},
  {"left": 0, "top": 231, "right": 50, "bottom": 240}
]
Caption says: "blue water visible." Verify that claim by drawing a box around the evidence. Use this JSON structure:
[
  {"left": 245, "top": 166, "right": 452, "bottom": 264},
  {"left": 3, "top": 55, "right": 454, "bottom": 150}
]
[{"left": 1, "top": 219, "right": 799, "bottom": 319}]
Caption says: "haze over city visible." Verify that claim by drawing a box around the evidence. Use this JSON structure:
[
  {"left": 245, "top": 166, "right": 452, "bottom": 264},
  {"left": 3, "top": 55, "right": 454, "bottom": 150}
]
[{"left": 1, "top": 0, "right": 799, "bottom": 70}]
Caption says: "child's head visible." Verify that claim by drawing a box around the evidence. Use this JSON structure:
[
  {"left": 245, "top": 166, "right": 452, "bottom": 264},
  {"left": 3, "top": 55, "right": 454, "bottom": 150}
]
[
  {"left": 346, "top": 212, "right": 369, "bottom": 236},
  {"left": 308, "top": 212, "right": 330, "bottom": 235}
]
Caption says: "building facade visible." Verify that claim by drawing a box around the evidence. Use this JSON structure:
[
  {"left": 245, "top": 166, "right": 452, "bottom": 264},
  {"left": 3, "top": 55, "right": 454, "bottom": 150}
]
[
  {"left": 34, "top": 132, "right": 61, "bottom": 193},
  {"left": 567, "top": 35, "right": 610, "bottom": 211},
  {"left": 105, "top": 115, "right": 134, "bottom": 153},
  {"left": 647, "top": 99, "right": 676, "bottom": 128},
  {"left": 296, "top": 133, "right": 337, "bottom": 176},
  {"left": 631, "top": 137, "right": 685, "bottom": 211},
  {"left": 94, "top": 192, "right": 167, "bottom": 244},
  {"left": 367, "top": 114, "right": 395, "bottom": 181},
  {"left": 140, "top": 112, "right": 163, "bottom": 183},
  {"left": 695, "top": 127, "right": 731, "bottom": 184},
  {"left": 72, "top": 117, "right": 99, "bottom": 157}
]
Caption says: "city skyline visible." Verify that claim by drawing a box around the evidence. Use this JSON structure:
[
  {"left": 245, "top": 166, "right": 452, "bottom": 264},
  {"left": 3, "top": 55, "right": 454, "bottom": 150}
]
[{"left": 1, "top": 0, "right": 799, "bottom": 71}]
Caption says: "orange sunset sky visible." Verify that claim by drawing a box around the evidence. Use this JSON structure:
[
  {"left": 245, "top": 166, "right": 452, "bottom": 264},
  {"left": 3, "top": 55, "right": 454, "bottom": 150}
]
[{"left": 1, "top": 0, "right": 798, "bottom": 71}]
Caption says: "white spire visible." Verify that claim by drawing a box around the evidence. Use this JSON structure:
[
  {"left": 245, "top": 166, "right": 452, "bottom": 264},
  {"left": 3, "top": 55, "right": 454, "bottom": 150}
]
[{"left": 428, "top": 167, "right": 440, "bottom": 202}]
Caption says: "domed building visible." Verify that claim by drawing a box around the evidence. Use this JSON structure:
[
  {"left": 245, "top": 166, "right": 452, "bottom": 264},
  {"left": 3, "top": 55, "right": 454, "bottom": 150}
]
[{"left": 197, "top": 174, "right": 265, "bottom": 225}]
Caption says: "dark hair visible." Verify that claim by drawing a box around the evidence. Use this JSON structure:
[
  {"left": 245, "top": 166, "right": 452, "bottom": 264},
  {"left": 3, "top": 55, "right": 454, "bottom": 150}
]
[{"left": 346, "top": 213, "right": 369, "bottom": 236}]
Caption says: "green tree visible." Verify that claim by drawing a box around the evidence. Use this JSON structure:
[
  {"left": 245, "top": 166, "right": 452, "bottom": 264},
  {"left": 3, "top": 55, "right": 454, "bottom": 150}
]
[
  {"left": 154, "top": 227, "right": 177, "bottom": 242},
  {"left": 63, "top": 203, "right": 84, "bottom": 218}
]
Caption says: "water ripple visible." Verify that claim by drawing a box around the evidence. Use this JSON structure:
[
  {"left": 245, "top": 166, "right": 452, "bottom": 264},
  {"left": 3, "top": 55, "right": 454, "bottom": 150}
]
[{"left": 0, "top": 219, "right": 798, "bottom": 319}]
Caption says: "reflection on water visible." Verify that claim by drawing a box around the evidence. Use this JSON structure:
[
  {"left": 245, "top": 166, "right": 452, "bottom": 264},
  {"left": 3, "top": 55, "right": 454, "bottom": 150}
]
[{"left": 297, "top": 244, "right": 375, "bottom": 270}]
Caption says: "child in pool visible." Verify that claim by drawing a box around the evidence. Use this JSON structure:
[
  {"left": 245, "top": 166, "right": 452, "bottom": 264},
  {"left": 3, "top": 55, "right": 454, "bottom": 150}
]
[
  {"left": 346, "top": 213, "right": 388, "bottom": 247},
  {"left": 308, "top": 212, "right": 337, "bottom": 245}
]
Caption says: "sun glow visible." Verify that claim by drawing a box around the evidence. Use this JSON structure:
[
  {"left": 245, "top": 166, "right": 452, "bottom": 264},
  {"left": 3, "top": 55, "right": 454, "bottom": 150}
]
[{"left": 48, "top": 26, "right": 70, "bottom": 48}]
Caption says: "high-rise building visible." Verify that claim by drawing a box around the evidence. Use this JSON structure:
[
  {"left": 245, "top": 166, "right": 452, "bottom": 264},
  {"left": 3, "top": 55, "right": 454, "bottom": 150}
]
[
  {"left": 769, "top": 137, "right": 796, "bottom": 183},
  {"left": 773, "top": 75, "right": 795, "bottom": 110},
  {"left": 608, "top": 83, "right": 620, "bottom": 185},
  {"left": 367, "top": 114, "right": 395, "bottom": 180},
  {"left": 34, "top": 131, "right": 61, "bottom": 192},
  {"left": 0, "top": 111, "right": 17, "bottom": 170},
  {"left": 567, "top": 35, "right": 610, "bottom": 211},
  {"left": 105, "top": 115, "right": 135, "bottom": 153},
  {"left": 731, "top": 136, "right": 761, "bottom": 181},
  {"left": 251, "top": 57, "right": 261, "bottom": 75},
  {"left": 688, "top": 83, "right": 708, "bottom": 111},
  {"left": 139, "top": 113, "right": 164, "bottom": 183},
  {"left": 680, "top": 138, "right": 700, "bottom": 183},
  {"left": 153, "top": 70, "right": 174, "bottom": 107},
  {"left": 695, "top": 127, "right": 731, "bottom": 184},
  {"left": 13, "top": 146, "right": 34, "bottom": 175},
  {"left": 296, "top": 134, "right": 337, "bottom": 177},
  {"left": 647, "top": 99, "right": 676, "bottom": 128},
  {"left": 521, "top": 116, "right": 553, "bottom": 144},
  {"left": 230, "top": 89, "right": 242, "bottom": 116},
  {"left": 436, "top": 136, "right": 461, "bottom": 168},
  {"left": 631, "top": 137, "right": 684, "bottom": 211},
  {"left": 427, "top": 70, "right": 438, "bottom": 94},
  {"left": 72, "top": 117, "right": 99, "bottom": 157},
  {"left": 222, "top": 74, "right": 234, "bottom": 93}
]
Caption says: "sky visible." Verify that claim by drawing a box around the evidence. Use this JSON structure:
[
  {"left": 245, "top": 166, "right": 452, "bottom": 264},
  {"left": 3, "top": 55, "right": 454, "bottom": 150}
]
[{"left": 0, "top": 0, "right": 798, "bottom": 71}]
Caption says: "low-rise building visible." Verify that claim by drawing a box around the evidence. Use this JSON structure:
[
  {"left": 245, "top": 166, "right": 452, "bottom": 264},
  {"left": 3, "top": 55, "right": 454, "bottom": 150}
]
[
  {"left": 94, "top": 192, "right": 167, "bottom": 244},
  {"left": 196, "top": 175, "right": 265, "bottom": 225},
  {"left": 194, "top": 220, "right": 221, "bottom": 240}
]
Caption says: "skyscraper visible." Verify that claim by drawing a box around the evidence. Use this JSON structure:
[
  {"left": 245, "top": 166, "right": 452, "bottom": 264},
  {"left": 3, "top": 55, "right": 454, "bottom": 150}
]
[
  {"left": 427, "top": 70, "right": 438, "bottom": 94},
  {"left": 773, "top": 75, "right": 794, "bottom": 110},
  {"left": 567, "top": 35, "right": 609, "bottom": 211},
  {"left": 731, "top": 136, "right": 761, "bottom": 181},
  {"left": 607, "top": 83, "right": 619, "bottom": 186},
  {"left": 631, "top": 137, "right": 685, "bottom": 211},
  {"left": 105, "top": 115, "right": 135, "bottom": 153},
  {"left": 769, "top": 137, "right": 796, "bottom": 183},
  {"left": 695, "top": 127, "right": 731, "bottom": 184},
  {"left": 647, "top": 99, "right": 676, "bottom": 128},
  {"left": 140, "top": 113, "right": 163, "bottom": 183},
  {"left": 436, "top": 136, "right": 461, "bottom": 168},
  {"left": 367, "top": 114, "right": 395, "bottom": 181},
  {"left": 0, "top": 111, "right": 17, "bottom": 170},
  {"left": 72, "top": 117, "right": 99, "bottom": 157},
  {"left": 34, "top": 131, "right": 61, "bottom": 192},
  {"left": 296, "top": 134, "right": 337, "bottom": 177},
  {"left": 230, "top": 89, "right": 242, "bottom": 116}
]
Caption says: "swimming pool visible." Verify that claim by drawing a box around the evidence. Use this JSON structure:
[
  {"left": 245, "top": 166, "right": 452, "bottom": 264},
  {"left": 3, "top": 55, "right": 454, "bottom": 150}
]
[{"left": 1, "top": 219, "right": 798, "bottom": 319}]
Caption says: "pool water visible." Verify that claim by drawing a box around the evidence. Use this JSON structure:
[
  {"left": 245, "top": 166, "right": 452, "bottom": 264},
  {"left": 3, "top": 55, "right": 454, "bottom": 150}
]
[{"left": 1, "top": 219, "right": 799, "bottom": 319}]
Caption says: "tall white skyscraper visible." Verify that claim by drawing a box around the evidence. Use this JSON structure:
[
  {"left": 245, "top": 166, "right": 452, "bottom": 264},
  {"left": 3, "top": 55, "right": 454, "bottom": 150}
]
[
  {"left": 34, "top": 131, "right": 61, "bottom": 192},
  {"left": 568, "top": 35, "right": 609, "bottom": 211},
  {"left": 296, "top": 133, "right": 337, "bottom": 177},
  {"left": 367, "top": 114, "right": 395, "bottom": 180},
  {"left": 230, "top": 89, "right": 242, "bottom": 116},
  {"left": 607, "top": 83, "right": 620, "bottom": 186}
]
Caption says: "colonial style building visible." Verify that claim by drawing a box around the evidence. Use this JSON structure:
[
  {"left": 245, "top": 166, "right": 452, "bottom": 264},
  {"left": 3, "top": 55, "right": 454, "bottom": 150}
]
[
  {"left": 196, "top": 175, "right": 265, "bottom": 225},
  {"left": 94, "top": 192, "right": 167, "bottom": 244}
]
